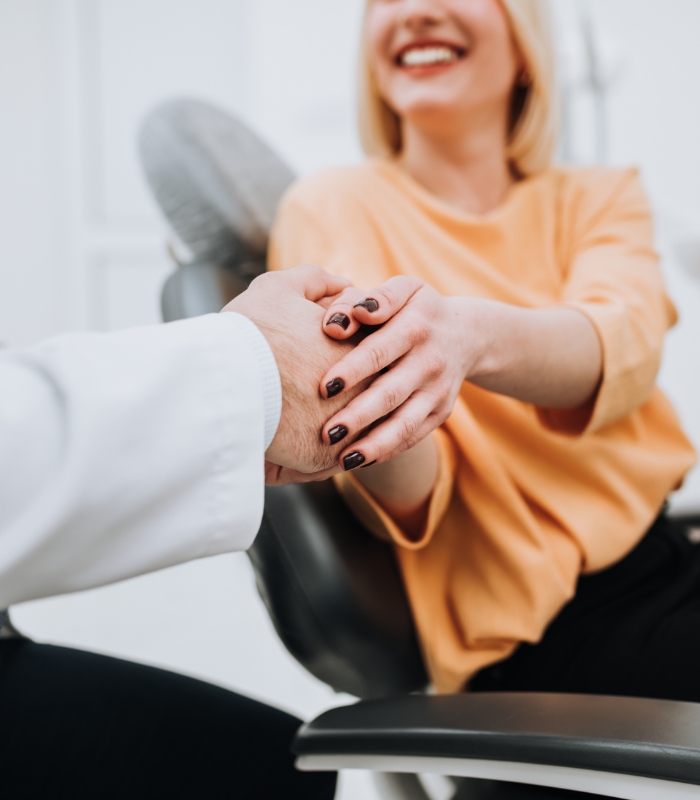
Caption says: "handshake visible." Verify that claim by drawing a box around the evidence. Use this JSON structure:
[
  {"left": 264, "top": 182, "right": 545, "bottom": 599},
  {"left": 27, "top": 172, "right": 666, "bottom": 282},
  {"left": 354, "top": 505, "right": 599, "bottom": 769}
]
[{"left": 224, "top": 264, "right": 462, "bottom": 486}]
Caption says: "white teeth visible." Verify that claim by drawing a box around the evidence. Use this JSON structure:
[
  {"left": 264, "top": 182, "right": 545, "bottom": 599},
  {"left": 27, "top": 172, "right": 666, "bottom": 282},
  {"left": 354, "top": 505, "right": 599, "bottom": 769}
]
[{"left": 400, "top": 46, "right": 459, "bottom": 67}]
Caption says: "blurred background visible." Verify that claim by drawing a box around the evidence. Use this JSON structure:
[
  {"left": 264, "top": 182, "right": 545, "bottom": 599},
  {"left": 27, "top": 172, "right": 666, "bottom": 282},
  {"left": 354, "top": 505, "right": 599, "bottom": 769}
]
[{"left": 2, "top": 1, "right": 699, "bottom": 797}]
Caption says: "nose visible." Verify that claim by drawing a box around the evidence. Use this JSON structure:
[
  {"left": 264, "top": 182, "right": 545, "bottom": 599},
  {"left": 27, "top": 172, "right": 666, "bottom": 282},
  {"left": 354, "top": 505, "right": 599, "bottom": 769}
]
[{"left": 397, "top": 0, "right": 447, "bottom": 32}]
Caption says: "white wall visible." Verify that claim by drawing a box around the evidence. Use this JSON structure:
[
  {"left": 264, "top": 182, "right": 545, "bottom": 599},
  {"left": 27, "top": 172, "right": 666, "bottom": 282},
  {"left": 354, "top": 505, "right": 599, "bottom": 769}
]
[
  {"left": 2, "top": 3, "right": 700, "bottom": 799},
  {"left": 0, "top": 0, "right": 66, "bottom": 345},
  {"left": 593, "top": 0, "right": 700, "bottom": 512}
]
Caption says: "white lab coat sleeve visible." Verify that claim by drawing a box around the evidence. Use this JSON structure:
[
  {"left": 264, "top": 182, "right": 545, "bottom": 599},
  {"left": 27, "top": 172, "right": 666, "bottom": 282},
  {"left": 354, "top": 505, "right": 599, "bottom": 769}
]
[{"left": 0, "top": 312, "right": 279, "bottom": 608}]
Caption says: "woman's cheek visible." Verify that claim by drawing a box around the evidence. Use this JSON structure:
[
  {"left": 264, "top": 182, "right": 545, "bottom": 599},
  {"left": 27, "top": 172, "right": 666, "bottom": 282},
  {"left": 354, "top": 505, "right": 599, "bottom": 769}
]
[{"left": 366, "top": 9, "right": 399, "bottom": 91}]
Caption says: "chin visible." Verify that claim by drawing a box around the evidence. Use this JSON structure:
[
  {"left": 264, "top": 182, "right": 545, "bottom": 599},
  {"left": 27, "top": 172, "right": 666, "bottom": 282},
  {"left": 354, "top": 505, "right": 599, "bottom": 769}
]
[
  {"left": 391, "top": 82, "right": 470, "bottom": 116},
  {"left": 397, "top": 97, "right": 464, "bottom": 125}
]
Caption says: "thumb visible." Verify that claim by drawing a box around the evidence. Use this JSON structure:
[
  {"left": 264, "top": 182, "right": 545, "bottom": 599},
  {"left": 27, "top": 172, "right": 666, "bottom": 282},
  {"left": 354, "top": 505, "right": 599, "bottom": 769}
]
[{"left": 285, "top": 264, "right": 352, "bottom": 303}]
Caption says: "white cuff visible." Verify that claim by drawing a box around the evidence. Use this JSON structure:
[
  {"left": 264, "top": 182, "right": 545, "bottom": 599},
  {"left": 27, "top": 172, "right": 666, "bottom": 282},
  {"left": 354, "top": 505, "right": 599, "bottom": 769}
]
[{"left": 223, "top": 313, "right": 282, "bottom": 451}]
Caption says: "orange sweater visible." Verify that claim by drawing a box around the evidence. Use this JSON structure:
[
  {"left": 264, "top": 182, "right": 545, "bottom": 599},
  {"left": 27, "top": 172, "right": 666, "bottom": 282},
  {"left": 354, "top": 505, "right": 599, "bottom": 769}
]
[{"left": 269, "top": 160, "right": 697, "bottom": 693}]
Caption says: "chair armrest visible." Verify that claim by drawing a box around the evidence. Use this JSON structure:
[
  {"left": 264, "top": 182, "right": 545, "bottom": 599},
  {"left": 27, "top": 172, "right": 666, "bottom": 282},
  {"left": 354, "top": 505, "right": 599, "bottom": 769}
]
[{"left": 294, "top": 693, "right": 700, "bottom": 798}]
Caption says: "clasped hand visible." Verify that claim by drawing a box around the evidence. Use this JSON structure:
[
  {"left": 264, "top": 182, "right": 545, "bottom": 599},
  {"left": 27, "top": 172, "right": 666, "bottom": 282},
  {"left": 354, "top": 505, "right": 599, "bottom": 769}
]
[
  {"left": 317, "top": 274, "right": 604, "bottom": 474},
  {"left": 224, "top": 266, "right": 470, "bottom": 485},
  {"left": 319, "top": 276, "right": 471, "bottom": 470}
]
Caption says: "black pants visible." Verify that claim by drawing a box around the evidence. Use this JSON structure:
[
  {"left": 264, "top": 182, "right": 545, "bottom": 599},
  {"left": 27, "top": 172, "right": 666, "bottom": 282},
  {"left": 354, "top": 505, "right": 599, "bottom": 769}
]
[
  {"left": 0, "top": 640, "right": 336, "bottom": 799},
  {"left": 460, "top": 515, "right": 700, "bottom": 799},
  {"left": 471, "top": 513, "right": 700, "bottom": 701}
]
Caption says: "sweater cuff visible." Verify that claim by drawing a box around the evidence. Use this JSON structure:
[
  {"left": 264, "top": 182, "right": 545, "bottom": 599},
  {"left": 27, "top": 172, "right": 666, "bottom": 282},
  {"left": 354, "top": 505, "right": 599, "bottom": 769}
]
[
  {"left": 333, "top": 429, "right": 457, "bottom": 550},
  {"left": 536, "top": 301, "right": 660, "bottom": 436}
]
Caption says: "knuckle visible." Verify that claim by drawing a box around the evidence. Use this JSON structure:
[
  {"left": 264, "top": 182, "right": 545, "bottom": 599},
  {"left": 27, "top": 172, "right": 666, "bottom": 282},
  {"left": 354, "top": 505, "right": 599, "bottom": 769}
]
[
  {"left": 379, "top": 384, "right": 401, "bottom": 413},
  {"left": 345, "top": 414, "right": 364, "bottom": 436},
  {"left": 396, "top": 414, "right": 419, "bottom": 441},
  {"left": 375, "top": 286, "right": 395, "bottom": 310},
  {"left": 407, "top": 277, "right": 425, "bottom": 295},
  {"left": 406, "top": 319, "right": 429, "bottom": 346},
  {"left": 249, "top": 272, "right": 270, "bottom": 290},
  {"left": 400, "top": 432, "right": 419, "bottom": 453},
  {"left": 393, "top": 275, "right": 421, "bottom": 292},
  {"left": 425, "top": 352, "right": 447, "bottom": 377},
  {"left": 435, "top": 402, "right": 452, "bottom": 424},
  {"left": 368, "top": 343, "right": 390, "bottom": 373}
]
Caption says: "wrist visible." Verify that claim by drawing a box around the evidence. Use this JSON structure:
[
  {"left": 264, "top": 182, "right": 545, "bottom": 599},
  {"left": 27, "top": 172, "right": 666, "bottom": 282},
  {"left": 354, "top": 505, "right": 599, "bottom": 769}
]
[
  {"left": 450, "top": 296, "right": 498, "bottom": 381},
  {"left": 220, "top": 312, "right": 282, "bottom": 451},
  {"left": 354, "top": 435, "right": 438, "bottom": 511}
]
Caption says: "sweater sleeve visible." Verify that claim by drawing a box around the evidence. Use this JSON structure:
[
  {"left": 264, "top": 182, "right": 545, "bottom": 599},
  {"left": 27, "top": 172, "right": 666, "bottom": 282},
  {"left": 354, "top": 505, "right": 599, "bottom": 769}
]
[
  {"left": 333, "top": 428, "right": 457, "bottom": 550},
  {"left": 538, "top": 168, "right": 676, "bottom": 435}
]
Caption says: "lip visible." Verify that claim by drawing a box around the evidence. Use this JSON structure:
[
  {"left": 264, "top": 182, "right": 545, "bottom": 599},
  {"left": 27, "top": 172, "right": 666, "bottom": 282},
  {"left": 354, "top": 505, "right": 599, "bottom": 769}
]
[{"left": 393, "top": 38, "right": 468, "bottom": 71}]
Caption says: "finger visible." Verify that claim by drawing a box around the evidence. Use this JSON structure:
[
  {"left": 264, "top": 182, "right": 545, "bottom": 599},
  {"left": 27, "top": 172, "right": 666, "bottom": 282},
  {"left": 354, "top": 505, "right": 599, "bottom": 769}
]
[
  {"left": 348, "top": 275, "right": 423, "bottom": 326},
  {"left": 316, "top": 292, "right": 345, "bottom": 312},
  {"left": 336, "top": 393, "right": 441, "bottom": 469},
  {"left": 322, "top": 287, "right": 370, "bottom": 340},
  {"left": 320, "top": 319, "right": 413, "bottom": 398},
  {"left": 321, "top": 368, "right": 418, "bottom": 445},
  {"left": 265, "top": 460, "right": 341, "bottom": 486},
  {"left": 284, "top": 264, "right": 352, "bottom": 303}
]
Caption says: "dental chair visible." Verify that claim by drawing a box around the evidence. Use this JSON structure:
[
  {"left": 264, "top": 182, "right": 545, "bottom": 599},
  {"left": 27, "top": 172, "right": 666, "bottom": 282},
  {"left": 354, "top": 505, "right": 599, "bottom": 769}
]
[{"left": 140, "top": 98, "right": 700, "bottom": 800}]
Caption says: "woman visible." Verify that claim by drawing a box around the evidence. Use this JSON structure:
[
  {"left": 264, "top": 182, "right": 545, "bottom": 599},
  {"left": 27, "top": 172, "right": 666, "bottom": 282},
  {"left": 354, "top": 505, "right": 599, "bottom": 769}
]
[{"left": 269, "top": 0, "right": 698, "bottom": 699}]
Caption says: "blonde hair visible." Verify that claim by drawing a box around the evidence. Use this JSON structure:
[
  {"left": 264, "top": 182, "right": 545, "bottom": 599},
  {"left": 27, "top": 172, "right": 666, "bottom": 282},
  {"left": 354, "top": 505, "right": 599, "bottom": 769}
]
[{"left": 358, "top": 0, "right": 558, "bottom": 177}]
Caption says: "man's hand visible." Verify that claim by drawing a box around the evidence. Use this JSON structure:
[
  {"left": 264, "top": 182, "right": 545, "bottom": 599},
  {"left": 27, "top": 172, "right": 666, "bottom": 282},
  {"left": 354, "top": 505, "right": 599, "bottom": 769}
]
[
  {"left": 223, "top": 265, "right": 369, "bottom": 483},
  {"left": 263, "top": 460, "right": 340, "bottom": 487}
]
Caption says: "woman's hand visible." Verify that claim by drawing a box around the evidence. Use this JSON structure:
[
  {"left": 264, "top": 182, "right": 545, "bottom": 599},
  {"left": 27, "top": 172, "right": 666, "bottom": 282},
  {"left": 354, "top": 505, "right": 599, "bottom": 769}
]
[
  {"left": 319, "top": 276, "right": 472, "bottom": 469},
  {"left": 319, "top": 275, "right": 604, "bottom": 471}
]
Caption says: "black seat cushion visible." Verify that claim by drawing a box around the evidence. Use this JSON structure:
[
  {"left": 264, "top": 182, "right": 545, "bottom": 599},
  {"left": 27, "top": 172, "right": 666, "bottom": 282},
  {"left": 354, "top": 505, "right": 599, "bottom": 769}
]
[{"left": 249, "top": 482, "right": 428, "bottom": 699}]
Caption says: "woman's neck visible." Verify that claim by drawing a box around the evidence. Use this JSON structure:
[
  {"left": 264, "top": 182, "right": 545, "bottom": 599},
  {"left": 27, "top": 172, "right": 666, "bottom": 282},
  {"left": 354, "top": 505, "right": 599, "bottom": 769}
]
[{"left": 398, "top": 116, "right": 514, "bottom": 216}]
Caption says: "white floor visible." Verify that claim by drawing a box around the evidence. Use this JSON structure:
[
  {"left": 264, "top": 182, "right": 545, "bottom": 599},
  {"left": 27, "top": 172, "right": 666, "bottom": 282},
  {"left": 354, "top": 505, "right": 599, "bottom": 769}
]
[{"left": 10, "top": 552, "right": 383, "bottom": 800}]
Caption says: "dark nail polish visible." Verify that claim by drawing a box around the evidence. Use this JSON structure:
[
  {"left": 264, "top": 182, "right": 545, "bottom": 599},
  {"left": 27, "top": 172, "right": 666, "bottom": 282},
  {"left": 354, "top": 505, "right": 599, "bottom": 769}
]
[
  {"left": 328, "top": 425, "right": 348, "bottom": 445},
  {"left": 326, "top": 378, "right": 345, "bottom": 398},
  {"left": 343, "top": 452, "right": 366, "bottom": 471},
  {"left": 327, "top": 313, "right": 350, "bottom": 330},
  {"left": 354, "top": 298, "right": 379, "bottom": 313},
  {"left": 360, "top": 460, "right": 377, "bottom": 469}
]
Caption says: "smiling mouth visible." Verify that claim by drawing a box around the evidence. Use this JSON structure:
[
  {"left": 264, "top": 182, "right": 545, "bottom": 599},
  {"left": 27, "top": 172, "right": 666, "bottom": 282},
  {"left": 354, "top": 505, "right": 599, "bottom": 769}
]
[{"left": 396, "top": 44, "right": 467, "bottom": 69}]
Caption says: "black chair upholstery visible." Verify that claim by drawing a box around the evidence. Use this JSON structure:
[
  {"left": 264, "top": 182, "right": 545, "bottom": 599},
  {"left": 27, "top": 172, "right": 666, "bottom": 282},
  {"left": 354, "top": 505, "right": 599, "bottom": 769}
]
[{"left": 249, "top": 482, "right": 427, "bottom": 700}]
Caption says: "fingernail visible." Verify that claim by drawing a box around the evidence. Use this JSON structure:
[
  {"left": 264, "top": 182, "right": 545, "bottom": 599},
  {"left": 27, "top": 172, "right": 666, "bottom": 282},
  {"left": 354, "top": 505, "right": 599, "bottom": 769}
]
[
  {"left": 326, "top": 378, "right": 345, "bottom": 398},
  {"left": 360, "top": 460, "right": 377, "bottom": 469},
  {"left": 328, "top": 425, "right": 348, "bottom": 445},
  {"left": 327, "top": 313, "right": 350, "bottom": 330},
  {"left": 343, "top": 452, "right": 366, "bottom": 471},
  {"left": 354, "top": 298, "right": 379, "bottom": 313}
]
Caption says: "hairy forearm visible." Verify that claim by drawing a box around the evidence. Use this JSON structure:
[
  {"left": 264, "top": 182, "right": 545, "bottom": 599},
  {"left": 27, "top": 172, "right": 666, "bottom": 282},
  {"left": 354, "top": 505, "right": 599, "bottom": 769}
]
[
  {"left": 459, "top": 298, "right": 603, "bottom": 409},
  {"left": 355, "top": 434, "right": 439, "bottom": 540}
]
